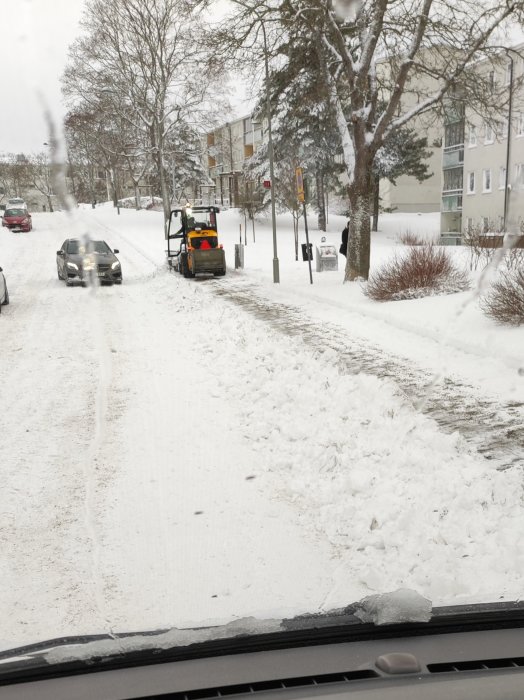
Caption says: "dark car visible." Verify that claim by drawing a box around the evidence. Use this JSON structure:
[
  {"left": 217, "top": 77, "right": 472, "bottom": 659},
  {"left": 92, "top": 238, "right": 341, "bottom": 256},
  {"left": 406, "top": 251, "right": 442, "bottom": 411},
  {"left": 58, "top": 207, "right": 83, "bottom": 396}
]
[
  {"left": 56, "top": 238, "right": 122, "bottom": 286},
  {"left": 0, "top": 265, "right": 9, "bottom": 311},
  {"left": 2, "top": 208, "right": 32, "bottom": 232}
]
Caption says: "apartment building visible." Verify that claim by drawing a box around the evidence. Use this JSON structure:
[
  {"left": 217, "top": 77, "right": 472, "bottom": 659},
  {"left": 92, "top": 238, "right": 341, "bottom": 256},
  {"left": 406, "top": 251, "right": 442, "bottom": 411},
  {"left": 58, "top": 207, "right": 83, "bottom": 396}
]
[
  {"left": 204, "top": 115, "right": 264, "bottom": 207},
  {"left": 441, "top": 46, "right": 524, "bottom": 237}
]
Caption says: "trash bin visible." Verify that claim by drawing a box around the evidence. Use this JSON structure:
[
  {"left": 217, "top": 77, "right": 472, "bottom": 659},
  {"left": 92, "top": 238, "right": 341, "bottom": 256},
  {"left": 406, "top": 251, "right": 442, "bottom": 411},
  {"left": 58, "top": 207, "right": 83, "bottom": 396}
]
[
  {"left": 301, "top": 243, "right": 313, "bottom": 261},
  {"left": 316, "top": 244, "right": 338, "bottom": 272}
]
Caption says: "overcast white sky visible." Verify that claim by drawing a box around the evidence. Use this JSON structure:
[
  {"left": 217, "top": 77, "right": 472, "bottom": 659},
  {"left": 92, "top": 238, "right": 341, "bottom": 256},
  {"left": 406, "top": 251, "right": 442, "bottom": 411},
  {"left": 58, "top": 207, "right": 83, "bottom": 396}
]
[
  {"left": 0, "top": 0, "right": 254, "bottom": 157},
  {"left": 0, "top": 0, "right": 86, "bottom": 154}
]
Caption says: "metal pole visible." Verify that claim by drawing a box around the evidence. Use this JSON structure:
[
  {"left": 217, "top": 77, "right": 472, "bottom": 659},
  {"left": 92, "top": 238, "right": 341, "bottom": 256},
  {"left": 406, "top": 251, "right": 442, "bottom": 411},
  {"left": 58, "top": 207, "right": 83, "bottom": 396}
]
[
  {"left": 172, "top": 158, "right": 177, "bottom": 206},
  {"left": 503, "top": 55, "right": 514, "bottom": 232},
  {"left": 261, "top": 21, "right": 280, "bottom": 283},
  {"left": 302, "top": 201, "right": 313, "bottom": 285}
]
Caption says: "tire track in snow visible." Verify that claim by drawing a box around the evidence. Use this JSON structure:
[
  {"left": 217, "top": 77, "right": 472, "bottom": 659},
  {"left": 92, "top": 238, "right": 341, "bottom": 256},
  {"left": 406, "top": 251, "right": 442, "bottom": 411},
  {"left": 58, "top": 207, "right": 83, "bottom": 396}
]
[{"left": 211, "top": 279, "right": 524, "bottom": 471}]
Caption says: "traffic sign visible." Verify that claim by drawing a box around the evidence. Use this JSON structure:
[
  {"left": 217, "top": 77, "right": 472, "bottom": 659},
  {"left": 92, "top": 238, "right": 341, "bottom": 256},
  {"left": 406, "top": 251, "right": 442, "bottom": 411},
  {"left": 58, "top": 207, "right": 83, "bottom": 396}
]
[{"left": 295, "top": 167, "right": 305, "bottom": 202}]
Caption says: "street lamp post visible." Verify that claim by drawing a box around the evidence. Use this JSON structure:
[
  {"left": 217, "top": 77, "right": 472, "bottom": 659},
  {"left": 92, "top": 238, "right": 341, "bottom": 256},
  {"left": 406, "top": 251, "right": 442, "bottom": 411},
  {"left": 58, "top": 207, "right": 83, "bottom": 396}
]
[
  {"left": 260, "top": 20, "right": 280, "bottom": 283},
  {"left": 503, "top": 49, "right": 516, "bottom": 233}
]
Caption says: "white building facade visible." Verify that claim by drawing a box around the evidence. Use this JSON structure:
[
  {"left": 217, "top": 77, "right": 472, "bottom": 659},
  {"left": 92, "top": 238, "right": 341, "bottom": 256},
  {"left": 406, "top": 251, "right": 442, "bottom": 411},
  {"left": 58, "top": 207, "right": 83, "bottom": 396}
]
[{"left": 441, "top": 46, "right": 524, "bottom": 237}]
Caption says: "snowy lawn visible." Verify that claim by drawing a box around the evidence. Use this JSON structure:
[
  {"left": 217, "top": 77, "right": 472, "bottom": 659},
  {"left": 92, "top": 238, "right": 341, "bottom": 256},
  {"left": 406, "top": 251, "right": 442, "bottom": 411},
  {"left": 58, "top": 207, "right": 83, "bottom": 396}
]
[{"left": 0, "top": 206, "right": 522, "bottom": 650}]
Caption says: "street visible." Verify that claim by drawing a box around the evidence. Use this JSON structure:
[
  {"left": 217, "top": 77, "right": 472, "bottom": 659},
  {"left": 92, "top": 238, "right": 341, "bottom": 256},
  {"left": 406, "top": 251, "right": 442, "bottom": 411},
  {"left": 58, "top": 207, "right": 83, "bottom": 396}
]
[{"left": 1, "top": 209, "right": 523, "bottom": 648}]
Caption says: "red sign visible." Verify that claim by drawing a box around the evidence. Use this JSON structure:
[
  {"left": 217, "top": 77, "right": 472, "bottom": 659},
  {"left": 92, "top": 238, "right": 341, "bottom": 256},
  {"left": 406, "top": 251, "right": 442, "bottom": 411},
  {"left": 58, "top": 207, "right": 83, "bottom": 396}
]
[{"left": 263, "top": 179, "right": 271, "bottom": 189}]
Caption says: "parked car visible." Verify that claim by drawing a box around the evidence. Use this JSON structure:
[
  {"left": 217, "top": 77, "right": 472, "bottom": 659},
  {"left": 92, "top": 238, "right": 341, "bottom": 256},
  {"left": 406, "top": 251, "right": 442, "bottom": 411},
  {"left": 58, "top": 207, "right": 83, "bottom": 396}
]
[
  {"left": 56, "top": 238, "right": 122, "bottom": 285},
  {"left": 0, "top": 266, "right": 9, "bottom": 311},
  {"left": 2, "top": 208, "right": 32, "bottom": 232},
  {"left": 7, "top": 197, "right": 27, "bottom": 209}
]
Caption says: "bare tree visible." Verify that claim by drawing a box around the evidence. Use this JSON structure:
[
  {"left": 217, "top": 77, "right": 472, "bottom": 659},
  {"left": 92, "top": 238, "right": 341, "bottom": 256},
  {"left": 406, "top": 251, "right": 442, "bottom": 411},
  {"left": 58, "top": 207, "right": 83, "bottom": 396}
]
[
  {"left": 221, "top": 0, "right": 524, "bottom": 280},
  {"left": 26, "top": 154, "right": 56, "bottom": 212},
  {"left": 0, "top": 155, "right": 31, "bottom": 201},
  {"left": 62, "top": 0, "right": 223, "bottom": 230}
]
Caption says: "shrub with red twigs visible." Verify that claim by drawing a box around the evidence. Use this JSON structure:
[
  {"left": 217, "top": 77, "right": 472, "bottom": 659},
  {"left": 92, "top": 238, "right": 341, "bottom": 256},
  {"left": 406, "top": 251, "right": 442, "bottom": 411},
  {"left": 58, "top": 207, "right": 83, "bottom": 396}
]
[
  {"left": 364, "top": 245, "right": 470, "bottom": 301},
  {"left": 481, "top": 267, "right": 524, "bottom": 326}
]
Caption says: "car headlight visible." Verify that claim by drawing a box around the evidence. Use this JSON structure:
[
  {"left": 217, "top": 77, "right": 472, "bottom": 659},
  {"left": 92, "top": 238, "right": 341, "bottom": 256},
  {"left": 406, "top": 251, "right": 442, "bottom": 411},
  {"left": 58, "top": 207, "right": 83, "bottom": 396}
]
[
  {"left": 66, "top": 262, "right": 79, "bottom": 270},
  {"left": 111, "top": 261, "right": 121, "bottom": 269},
  {"left": 22, "top": 218, "right": 29, "bottom": 224}
]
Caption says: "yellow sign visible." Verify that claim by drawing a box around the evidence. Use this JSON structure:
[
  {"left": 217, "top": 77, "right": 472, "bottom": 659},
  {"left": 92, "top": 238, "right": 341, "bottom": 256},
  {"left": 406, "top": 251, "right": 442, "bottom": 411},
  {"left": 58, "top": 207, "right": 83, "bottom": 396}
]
[{"left": 295, "top": 167, "right": 305, "bottom": 203}]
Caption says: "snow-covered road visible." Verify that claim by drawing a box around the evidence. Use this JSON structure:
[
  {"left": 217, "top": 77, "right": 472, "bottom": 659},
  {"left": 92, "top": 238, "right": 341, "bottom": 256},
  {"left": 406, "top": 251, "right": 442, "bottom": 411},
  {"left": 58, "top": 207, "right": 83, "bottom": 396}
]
[{"left": 1, "top": 209, "right": 523, "bottom": 649}]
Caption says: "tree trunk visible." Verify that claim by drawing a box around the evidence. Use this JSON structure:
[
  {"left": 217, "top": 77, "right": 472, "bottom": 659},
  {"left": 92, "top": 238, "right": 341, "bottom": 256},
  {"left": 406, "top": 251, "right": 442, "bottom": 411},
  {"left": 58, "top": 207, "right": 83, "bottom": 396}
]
[
  {"left": 372, "top": 174, "right": 380, "bottom": 232},
  {"left": 134, "top": 184, "right": 140, "bottom": 210},
  {"left": 316, "top": 171, "right": 326, "bottom": 231},
  {"left": 156, "top": 149, "right": 171, "bottom": 232},
  {"left": 345, "top": 188, "right": 372, "bottom": 281},
  {"left": 344, "top": 144, "right": 375, "bottom": 281},
  {"left": 47, "top": 194, "right": 54, "bottom": 213},
  {"left": 150, "top": 124, "right": 171, "bottom": 233}
]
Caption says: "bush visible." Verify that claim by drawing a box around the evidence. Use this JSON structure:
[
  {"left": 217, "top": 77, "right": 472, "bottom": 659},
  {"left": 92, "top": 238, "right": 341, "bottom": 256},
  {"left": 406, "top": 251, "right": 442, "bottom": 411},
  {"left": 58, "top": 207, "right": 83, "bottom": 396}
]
[
  {"left": 481, "top": 267, "right": 524, "bottom": 325},
  {"left": 398, "top": 230, "right": 426, "bottom": 246},
  {"left": 364, "top": 245, "right": 470, "bottom": 301}
]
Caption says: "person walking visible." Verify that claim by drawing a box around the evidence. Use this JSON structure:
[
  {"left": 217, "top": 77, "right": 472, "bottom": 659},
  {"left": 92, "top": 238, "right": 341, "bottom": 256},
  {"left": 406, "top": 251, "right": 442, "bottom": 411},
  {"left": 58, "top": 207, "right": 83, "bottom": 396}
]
[{"left": 340, "top": 220, "right": 349, "bottom": 257}]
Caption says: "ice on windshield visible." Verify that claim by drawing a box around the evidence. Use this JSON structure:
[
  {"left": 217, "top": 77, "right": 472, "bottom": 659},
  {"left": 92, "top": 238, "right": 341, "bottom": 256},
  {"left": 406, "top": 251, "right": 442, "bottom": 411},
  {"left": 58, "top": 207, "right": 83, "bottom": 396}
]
[
  {"left": 353, "top": 589, "right": 432, "bottom": 626},
  {"left": 43, "top": 618, "right": 283, "bottom": 665}
]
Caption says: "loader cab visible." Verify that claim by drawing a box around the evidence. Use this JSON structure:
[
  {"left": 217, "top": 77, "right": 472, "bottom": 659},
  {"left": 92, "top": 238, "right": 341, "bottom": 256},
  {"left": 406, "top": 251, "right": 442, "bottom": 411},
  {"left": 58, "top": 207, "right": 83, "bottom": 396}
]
[{"left": 166, "top": 205, "right": 226, "bottom": 278}]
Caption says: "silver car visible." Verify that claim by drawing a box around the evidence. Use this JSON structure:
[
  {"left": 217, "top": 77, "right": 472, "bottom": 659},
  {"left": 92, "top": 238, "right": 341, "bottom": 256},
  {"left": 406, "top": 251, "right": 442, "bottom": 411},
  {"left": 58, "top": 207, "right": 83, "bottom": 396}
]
[{"left": 0, "top": 266, "right": 9, "bottom": 311}]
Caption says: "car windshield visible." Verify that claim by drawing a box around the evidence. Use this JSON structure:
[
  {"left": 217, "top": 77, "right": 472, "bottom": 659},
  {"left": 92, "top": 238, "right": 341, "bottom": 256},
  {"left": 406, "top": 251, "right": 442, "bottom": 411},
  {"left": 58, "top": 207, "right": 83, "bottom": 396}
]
[
  {"left": 1, "top": 0, "right": 523, "bottom": 669},
  {"left": 90, "top": 240, "right": 111, "bottom": 254},
  {"left": 66, "top": 240, "right": 110, "bottom": 254}
]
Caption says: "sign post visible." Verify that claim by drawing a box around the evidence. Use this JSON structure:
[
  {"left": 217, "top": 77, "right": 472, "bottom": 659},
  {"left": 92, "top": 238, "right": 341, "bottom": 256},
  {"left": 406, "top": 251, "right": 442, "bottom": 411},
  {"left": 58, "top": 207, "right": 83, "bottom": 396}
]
[{"left": 296, "top": 167, "right": 313, "bottom": 285}]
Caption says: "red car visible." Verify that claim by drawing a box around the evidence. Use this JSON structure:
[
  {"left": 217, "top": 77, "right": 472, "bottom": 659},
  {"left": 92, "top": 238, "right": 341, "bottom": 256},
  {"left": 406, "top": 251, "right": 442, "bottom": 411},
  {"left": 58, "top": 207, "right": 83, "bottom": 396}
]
[{"left": 2, "top": 207, "right": 32, "bottom": 232}]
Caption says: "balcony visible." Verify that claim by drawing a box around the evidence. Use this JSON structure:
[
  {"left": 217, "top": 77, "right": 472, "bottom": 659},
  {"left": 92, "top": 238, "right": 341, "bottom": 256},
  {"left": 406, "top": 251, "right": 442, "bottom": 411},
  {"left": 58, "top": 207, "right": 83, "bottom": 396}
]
[
  {"left": 442, "top": 189, "right": 463, "bottom": 212},
  {"left": 442, "top": 147, "right": 464, "bottom": 170}
]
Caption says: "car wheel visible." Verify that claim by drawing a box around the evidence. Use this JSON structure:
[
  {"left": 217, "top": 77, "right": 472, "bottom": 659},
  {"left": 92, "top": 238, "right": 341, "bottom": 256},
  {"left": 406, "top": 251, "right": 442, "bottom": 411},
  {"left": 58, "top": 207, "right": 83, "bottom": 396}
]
[
  {"left": 3, "top": 286, "right": 9, "bottom": 305},
  {"left": 57, "top": 265, "right": 63, "bottom": 281}
]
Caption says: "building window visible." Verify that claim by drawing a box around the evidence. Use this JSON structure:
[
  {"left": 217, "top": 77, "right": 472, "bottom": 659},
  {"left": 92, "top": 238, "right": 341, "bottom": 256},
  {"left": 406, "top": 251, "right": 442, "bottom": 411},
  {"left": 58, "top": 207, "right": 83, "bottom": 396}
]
[
  {"left": 484, "top": 123, "right": 494, "bottom": 144},
  {"left": 482, "top": 217, "right": 489, "bottom": 233},
  {"left": 516, "top": 163, "right": 524, "bottom": 187},
  {"left": 445, "top": 121, "right": 465, "bottom": 148},
  {"left": 467, "top": 171, "right": 475, "bottom": 194},
  {"left": 517, "top": 113, "right": 524, "bottom": 136},
  {"left": 506, "top": 62, "right": 512, "bottom": 85},
  {"left": 488, "top": 70, "right": 495, "bottom": 92},
  {"left": 443, "top": 167, "right": 463, "bottom": 191},
  {"left": 499, "top": 166, "right": 507, "bottom": 189},
  {"left": 466, "top": 217, "right": 473, "bottom": 232},
  {"left": 483, "top": 169, "right": 492, "bottom": 192},
  {"left": 468, "top": 126, "right": 477, "bottom": 147}
]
